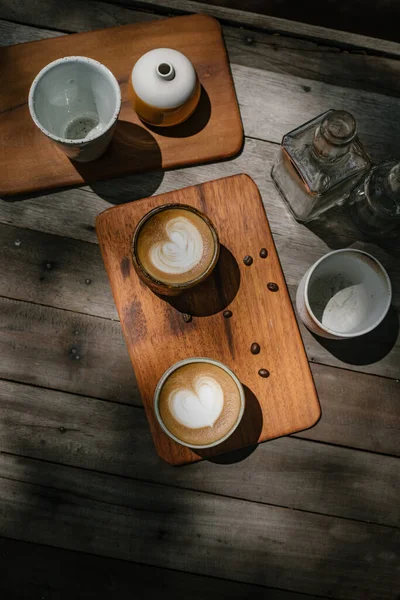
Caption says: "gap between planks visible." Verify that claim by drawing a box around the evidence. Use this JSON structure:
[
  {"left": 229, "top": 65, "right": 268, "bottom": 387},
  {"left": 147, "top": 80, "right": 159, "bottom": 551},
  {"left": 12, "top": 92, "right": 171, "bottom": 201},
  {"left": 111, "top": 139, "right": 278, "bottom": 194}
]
[{"left": 1, "top": 448, "right": 399, "bottom": 530}]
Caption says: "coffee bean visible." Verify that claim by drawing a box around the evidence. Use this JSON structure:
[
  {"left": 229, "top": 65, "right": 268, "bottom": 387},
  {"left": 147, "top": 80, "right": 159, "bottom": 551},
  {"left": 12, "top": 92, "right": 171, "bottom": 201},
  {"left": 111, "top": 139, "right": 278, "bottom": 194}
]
[
  {"left": 267, "top": 282, "right": 279, "bottom": 292},
  {"left": 258, "top": 368, "right": 270, "bottom": 378},
  {"left": 182, "top": 313, "right": 192, "bottom": 323},
  {"left": 251, "top": 343, "right": 260, "bottom": 355},
  {"left": 243, "top": 255, "right": 253, "bottom": 266},
  {"left": 260, "top": 248, "right": 268, "bottom": 258},
  {"left": 223, "top": 310, "right": 232, "bottom": 318}
]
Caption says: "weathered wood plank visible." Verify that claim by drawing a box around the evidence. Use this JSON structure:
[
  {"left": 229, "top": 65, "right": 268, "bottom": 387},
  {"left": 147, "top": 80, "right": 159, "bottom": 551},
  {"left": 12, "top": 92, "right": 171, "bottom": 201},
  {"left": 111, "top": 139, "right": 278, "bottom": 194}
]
[
  {"left": 1, "top": 223, "right": 398, "bottom": 379},
  {"left": 0, "top": 454, "right": 398, "bottom": 600},
  {"left": 299, "top": 364, "right": 400, "bottom": 456},
  {"left": 0, "top": 297, "right": 137, "bottom": 403},
  {"left": 0, "top": 295, "right": 398, "bottom": 447},
  {"left": 224, "top": 28, "right": 400, "bottom": 99},
  {"left": 0, "top": 537, "right": 319, "bottom": 600},
  {"left": 0, "top": 223, "right": 118, "bottom": 320},
  {"left": 120, "top": 0, "right": 400, "bottom": 57},
  {"left": 0, "top": 18, "right": 61, "bottom": 45},
  {"left": 231, "top": 63, "right": 400, "bottom": 161},
  {"left": 2, "top": 0, "right": 400, "bottom": 57},
  {"left": 1, "top": 379, "right": 398, "bottom": 525}
]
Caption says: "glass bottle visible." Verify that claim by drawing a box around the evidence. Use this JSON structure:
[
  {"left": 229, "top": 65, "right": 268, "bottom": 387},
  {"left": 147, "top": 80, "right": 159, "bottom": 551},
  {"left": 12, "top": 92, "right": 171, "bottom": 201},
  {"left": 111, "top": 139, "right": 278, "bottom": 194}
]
[
  {"left": 271, "top": 109, "right": 371, "bottom": 223},
  {"left": 349, "top": 160, "right": 400, "bottom": 236}
]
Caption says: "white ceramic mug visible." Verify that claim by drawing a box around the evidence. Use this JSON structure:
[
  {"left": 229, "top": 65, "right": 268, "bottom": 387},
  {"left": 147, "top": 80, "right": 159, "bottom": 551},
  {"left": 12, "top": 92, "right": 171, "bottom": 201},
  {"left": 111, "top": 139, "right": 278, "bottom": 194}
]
[
  {"left": 154, "top": 357, "right": 245, "bottom": 449},
  {"left": 28, "top": 56, "right": 121, "bottom": 162},
  {"left": 296, "top": 249, "right": 392, "bottom": 340}
]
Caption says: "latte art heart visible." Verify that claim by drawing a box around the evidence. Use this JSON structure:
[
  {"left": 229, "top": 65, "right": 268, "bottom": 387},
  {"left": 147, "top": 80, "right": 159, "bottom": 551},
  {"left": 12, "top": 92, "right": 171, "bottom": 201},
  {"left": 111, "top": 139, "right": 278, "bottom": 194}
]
[
  {"left": 150, "top": 216, "right": 204, "bottom": 275},
  {"left": 169, "top": 376, "right": 224, "bottom": 429}
]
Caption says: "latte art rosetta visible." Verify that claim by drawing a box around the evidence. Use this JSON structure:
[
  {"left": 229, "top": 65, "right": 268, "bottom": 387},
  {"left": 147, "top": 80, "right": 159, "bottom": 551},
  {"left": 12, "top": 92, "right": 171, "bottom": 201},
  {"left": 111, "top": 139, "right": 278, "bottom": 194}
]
[
  {"left": 150, "top": 216, "right": 204, "bottom": 275},
  {"left": 169, "top": 376, "right": 224, "bottom": 429}
]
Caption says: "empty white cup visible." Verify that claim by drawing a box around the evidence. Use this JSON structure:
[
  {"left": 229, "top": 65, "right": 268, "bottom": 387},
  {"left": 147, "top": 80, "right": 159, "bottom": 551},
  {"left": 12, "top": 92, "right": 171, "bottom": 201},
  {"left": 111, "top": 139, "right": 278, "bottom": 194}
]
[
  {"left": 28, "top": 56, "right": 121, "bottom": 162},
  {"left": 296, "top": 249, "right": 392, "bottom": 339}
]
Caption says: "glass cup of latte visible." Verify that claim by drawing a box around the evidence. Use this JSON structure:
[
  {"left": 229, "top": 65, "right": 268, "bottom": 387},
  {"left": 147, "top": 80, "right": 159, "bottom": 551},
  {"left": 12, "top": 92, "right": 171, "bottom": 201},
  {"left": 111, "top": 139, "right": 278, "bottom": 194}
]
[
  {"left": 132, "top": 203, "right": 220, "bottom": 296},
  {"left": 154, "top": 357, "right": 245, "bottom": 449}
]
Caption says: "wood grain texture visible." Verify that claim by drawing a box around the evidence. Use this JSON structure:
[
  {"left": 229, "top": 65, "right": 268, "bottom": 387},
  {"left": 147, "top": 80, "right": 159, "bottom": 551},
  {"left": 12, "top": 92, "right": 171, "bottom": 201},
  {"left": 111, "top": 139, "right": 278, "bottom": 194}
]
[
  {"left": 3, "top": 0, "right": 400, "bottom": 99},
  {"left": 0, "top": 14, "right": 243, "bottom": 195},
  {"left": 1, "top": 379, "right": 398, "bottom": 525},
  {"left": 96, "top": 174, "right": 320, "bottom": 464},
  {"left": 0, "top": 537, "right": 319, "bottom": 600},
  {"left": 0, "top": 7, "right": 398, "bottom": 600},
  {"left": 0, "top": 295, "right": 398, "bottom": 455},
  {"left": 1, "top": 216, "right": 398, "bottom": 380},
  {"left": 114, "top": 0, "right": 400, "bottom": 57},
  {"left": 0, "top": 297, "right": 137, "bottom": 403},
  {"left": 1, "top": 453, "right": 399, "bottom": 600}
]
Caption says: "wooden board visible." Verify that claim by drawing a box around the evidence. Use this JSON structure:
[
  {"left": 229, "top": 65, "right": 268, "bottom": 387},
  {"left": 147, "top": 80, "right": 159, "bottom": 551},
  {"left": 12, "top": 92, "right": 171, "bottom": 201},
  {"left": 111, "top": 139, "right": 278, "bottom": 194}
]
[
  {"left": 96, "top": 174, "right": 320, "bottom": 464},
  {"left": 0, "top": 14, "right": 243, "bottom": 196}
]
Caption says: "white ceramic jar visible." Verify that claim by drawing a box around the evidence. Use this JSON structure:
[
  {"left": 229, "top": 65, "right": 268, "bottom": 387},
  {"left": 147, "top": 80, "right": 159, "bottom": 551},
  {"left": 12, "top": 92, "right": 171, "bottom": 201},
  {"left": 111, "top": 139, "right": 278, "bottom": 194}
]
[{"left": 129, "top": 48, "right": 201, "bottom": 127}]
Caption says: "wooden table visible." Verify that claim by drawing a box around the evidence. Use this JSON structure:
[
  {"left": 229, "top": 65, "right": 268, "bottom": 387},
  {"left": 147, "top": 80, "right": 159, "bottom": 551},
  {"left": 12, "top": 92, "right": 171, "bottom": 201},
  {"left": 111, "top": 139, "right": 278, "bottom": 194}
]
[{"left": 0, "top": 1, "right": 399, "bottom": 598}]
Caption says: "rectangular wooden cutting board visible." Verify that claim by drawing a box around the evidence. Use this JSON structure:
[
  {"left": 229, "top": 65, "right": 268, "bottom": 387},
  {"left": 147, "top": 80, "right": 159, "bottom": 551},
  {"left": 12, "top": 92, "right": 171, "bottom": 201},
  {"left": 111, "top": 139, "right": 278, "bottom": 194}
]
[
  {"left": 96, "top": 174, "right": 320, "bottom": 465},
  {"left": 0, "top": 14, "right": 242, "bottom": 196}
]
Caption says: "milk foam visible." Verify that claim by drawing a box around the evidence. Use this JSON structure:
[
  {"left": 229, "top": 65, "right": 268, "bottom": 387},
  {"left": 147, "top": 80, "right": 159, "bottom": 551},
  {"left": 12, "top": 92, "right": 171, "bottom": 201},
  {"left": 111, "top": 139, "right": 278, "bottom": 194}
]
[
  {"left": 169, "top": 375, "right": 224, "bottom": 429},
  {"left": 150, "top": 216, "right": 203, "bottom": 275}
]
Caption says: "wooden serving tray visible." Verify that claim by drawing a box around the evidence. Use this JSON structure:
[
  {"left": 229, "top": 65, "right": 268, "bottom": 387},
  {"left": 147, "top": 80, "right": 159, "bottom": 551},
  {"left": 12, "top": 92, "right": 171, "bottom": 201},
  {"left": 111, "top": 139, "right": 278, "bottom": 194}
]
[
  {"left": 0, "top": 15, "right": 242, "bottom": 196},
  {"left": 96, "top": 174, "right": 320, "bottom": 465}
]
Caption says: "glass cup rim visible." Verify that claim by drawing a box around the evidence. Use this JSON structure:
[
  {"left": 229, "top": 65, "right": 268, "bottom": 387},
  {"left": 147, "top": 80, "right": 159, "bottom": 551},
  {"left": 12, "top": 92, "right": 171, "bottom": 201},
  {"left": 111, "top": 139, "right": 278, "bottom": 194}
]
[
  {"left": 28, "top": 55, "right": 122, "bottom": 145},
  {"left": 154, "top": 357, "right": 246, "bottom": 449},
  {"left": 131, "top": 203, "right": 220, "bottom": 290},
  {"left": 304, "top": 248, "right": 392, "bottom": 338}
]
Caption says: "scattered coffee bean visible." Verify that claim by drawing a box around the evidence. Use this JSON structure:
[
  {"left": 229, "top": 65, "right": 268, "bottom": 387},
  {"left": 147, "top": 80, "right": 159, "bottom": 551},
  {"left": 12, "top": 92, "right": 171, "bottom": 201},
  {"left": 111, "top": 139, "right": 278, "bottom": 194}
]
[
  {"left": 259, "top": 248, "right": 268, "bottom": 258},
  {"left": 223, "top": 310, "right": 233, "bottom": 318},
  {"left": 182, "top": 313, "right": 192, "bottom": 323},
  {"left": 267, "top": 282, "right": 279, "bottom": 292},
  {"left": 258, "top": 368, "right": 270, "bottom": 378},
  {"left": 243, "top": 255, "right": 253, "bottom": 266},
  {"left": 251, "top": 343, "right": 260, "bottom": 355}
]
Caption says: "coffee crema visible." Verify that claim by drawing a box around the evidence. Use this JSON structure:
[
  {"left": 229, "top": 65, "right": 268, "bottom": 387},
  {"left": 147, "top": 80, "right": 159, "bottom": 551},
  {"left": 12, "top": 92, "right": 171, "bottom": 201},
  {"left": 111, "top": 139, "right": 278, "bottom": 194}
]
[
  {"left": 158, "top": 362, "right": 242, "bottom": 446},
  {"left": 136, "top": 207, "right": 216, "bottom": 285}
]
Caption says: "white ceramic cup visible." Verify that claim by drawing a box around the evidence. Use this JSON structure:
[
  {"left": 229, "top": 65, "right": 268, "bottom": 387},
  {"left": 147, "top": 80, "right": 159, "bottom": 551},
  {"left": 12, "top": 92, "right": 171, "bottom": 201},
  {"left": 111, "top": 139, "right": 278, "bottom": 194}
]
[
  {"left": 296, "top": 249, "right": 392, "bottom": 340},
  {"left": 28, "top": 56, "right": 121, "bottom": 162},
  {"left": 154, "top": 357, "right": 246, "bottom": 449}
]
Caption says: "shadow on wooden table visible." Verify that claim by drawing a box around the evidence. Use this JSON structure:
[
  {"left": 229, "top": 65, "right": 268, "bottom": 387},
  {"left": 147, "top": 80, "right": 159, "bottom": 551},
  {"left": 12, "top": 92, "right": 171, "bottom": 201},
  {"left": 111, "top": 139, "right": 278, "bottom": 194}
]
[
  {"left": 146, "top": 86, "right": 212, "bottom": 138},
  {"left": 164, "top": 245, "right": 241, "bottom": 317},
  {"left": 75, "top": 120, "right": 164, "bottom": 205},
  {"left": 305, "top": 203, "right": 400, "bottom": 253},
  {"left": 193, "top": 385, "right": 263, "bottom": 464},
  {"left": 311, "top": 305, "right": 399, "bottom": 366}
]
